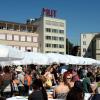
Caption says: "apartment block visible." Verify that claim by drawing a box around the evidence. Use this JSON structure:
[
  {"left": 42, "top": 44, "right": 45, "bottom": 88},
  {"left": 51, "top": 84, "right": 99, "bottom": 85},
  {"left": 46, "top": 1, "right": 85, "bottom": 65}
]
[{"left": 81, "top": 33, "right": 100, "bottom": 60}]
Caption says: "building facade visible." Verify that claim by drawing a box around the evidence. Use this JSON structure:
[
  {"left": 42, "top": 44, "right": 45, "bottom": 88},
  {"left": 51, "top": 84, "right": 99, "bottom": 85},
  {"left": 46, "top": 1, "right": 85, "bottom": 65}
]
[
  {"left": 27, "top": 16, "right": 66, "bottom": 54},
  {"left": 0, "top": 8, "right": 67, "bottom": 54},
  {"left": 0, "top": 21, "right": 39, "bottom": 52},
  {"left": 81, "top": 33, "right": 100, "bottom": 60}
]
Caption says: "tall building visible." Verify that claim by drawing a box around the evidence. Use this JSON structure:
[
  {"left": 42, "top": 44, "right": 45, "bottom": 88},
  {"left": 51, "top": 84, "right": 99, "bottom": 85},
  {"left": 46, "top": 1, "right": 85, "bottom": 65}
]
[
  {"left": 81, "top": 33, "right": 100, "bottom": 60},
  {"left": 27, "top": 8, "right": 66, "bottom": 54},
  {"left": 0, "top": 8, "right": 66, "bottom": 54},
  {"left": 0, "top": 20, "right": 39, "bottom": 52}
]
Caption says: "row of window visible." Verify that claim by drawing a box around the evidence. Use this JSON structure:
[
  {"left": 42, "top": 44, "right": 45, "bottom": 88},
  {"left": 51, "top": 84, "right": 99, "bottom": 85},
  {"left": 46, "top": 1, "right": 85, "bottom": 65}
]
[
  {"left": 11, "top": 45, "right": 37, "bottom": 52},
  {"left": 45, "top": 20, "right": 64, "bottom": 27},
  {"left": 0, "top": 26, "right": 33, "bottom": 33},
  {"left": 0, "top": 34, "right": 38, "bottom": 42},
  {"left": 45, "top": 43, "right": 64, "bottom": 48},
  {"left": 46, "top": 51, "right": 64, "bottom": 54},
  {"left": 45, "top": 36, "right": 64, "bottom": 41},
  {"left": 45, "top": 28, "right": 64, "bottom": 34}
]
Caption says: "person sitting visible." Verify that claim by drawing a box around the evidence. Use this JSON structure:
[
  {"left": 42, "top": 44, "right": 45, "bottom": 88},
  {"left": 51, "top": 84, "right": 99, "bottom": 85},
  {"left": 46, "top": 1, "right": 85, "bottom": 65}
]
[{"left": 28, "top": 79, "right": 48, "bottom": 100}]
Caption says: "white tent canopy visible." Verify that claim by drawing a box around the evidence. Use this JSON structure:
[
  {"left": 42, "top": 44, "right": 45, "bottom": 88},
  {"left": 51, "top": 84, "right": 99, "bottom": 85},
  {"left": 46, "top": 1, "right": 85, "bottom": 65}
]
[
  {"left": 65, "top": 55, "right": 79, "bottom": 65},
  {"left": 13, "top": 52, "right": 49, "bottom": 65},
  {"left": 0, "top": 45, "right": 24, "bottom": 61},
  {"left": 13, "top": 52, "right": 100, "bottom": 66},
  {"left": 0, "top": 45, "right": 100, "bottom": 66},
  {"left": 83, "top": 58, "right": 97, "bottom": 65},
  {"left": 46, "top": 53, "right": 69, "bottom": 65},
  {"left": 0, "top": 45, "right": 24, "bottom": 66}
]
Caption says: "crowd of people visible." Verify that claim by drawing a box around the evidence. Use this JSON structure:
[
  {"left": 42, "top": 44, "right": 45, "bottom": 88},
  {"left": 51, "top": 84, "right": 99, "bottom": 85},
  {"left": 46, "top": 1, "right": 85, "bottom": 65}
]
[{"left": 0, "top": 63, "right": 100, "bottom": 100}]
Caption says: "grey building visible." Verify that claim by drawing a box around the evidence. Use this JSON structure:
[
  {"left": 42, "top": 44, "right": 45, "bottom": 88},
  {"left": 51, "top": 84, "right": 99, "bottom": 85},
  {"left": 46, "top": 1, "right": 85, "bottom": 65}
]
[{"left": 81, "top": 33, "right": 100, "bottom": 60}]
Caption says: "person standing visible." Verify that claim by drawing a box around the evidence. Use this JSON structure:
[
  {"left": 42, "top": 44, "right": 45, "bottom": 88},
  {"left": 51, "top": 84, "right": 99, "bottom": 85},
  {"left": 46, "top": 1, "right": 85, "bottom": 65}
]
[
  {"left": 15, "top": 66, "right": 24, "bottom": 96},
  {"left": 1, "top": 66, "right": 12, "bottom": 98}
]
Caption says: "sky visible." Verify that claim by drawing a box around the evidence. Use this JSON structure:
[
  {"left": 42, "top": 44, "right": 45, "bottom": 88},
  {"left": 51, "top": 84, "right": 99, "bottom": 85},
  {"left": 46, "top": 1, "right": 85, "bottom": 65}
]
[{"left": 0, "top": 0, "right": 100, "bottom": 45}]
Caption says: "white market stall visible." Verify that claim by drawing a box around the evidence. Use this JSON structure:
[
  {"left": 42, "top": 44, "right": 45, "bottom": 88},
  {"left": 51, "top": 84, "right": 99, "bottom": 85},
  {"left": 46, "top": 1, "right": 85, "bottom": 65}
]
[
  {"left": 0, "top": 44, "right": 99, "bottom": 66},
  {"left": 46, "top": 53, "right": 69, "bottom": 65},
  {"left": 13, "top": 52, "right": 49, "bottom": 65},
  {"left": 0, "top": 45, "right": 24, "bottom": 66}
]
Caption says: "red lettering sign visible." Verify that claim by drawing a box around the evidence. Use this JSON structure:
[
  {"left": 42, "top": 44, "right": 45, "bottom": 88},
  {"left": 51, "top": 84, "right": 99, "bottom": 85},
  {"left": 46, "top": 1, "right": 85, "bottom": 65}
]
[{"left": 42, "top": 8, "right": 56, "bottom": 18}]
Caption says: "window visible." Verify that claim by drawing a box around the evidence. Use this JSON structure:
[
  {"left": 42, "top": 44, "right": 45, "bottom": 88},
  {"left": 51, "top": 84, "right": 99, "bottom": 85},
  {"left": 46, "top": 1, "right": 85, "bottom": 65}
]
[
  {"left": 83, "top": 34, "right": 86, "bottom": 38},
  {"left": 51, "top": 22, "right": 58, "bottom": 26},
  {"left": 52, "top": 36, "right": 58, "bottom": 40},
  {"left": 45, "top": 28, "right": 51, "bottom": 32},
  {"left": 45, "top": 20, "right": 64, "bottom": 27},
  {"left": 83, "top": 48, "right": 86, "bottom": 52},
  {"left": 96, "top": 55, "right": 100, "bottom": 60},
  {"left": 59, "top": 52, "right": 64, "bottom": 54},
  {"left": 26, "top": 47, "right": 32, "bottom": 51},
  {"left": 59, "top": 23, "right": 64, "bottom": 27},
  {"left": 33, "top": 37, "right": 38, "bottom": 42},
  {"left": 46, "top": 51, "right": 51, "bottom": 53},
  {"left": 59, "top": 37, "right": 64, "bottom": 41},
  {"left": 20, "top": 36, "right": 26, "bottom": 42},
  {"left": 0, "top": 34, "right": 6, "bottom": 40},
  {"left": 7, "top": 34, "right": 12, "bottom": 40},
  {"left": 45, "top": 43, "right": 51, "bottom": 47},
  {"left": 14, "top": 35, "right": 19, "bottom": 41},
  {"left": 33, "top": 47, "right": 37, "bottom": 52},
  {"left": 27, "top": 36, "right": 32, "bottom": 42},
  {"left": 59, "top": 30, "right": 64, "bottom": 33},
  {"left": 83, "top": 41, "right": 86, "bottom": 45},
  {"left": 59, "top": 44, "right": 64, "bottom": 48},
  {"left": 45, "top": 36, "right": 51, "bottom": 40},
  {"left": 52, "top": 29, "right": 58, "bottom": 33},
  {"left": 52, "top": 51, "right": 57, "bottom": 53},
  {"left": 52, "top": 44, "right": 58, "bottom": 48},
  {"left": 45, "top": 21, "right": 51, "bottom": 25},
  {"left": 20, "top": 47, "right": 26, "bottom": 51}
]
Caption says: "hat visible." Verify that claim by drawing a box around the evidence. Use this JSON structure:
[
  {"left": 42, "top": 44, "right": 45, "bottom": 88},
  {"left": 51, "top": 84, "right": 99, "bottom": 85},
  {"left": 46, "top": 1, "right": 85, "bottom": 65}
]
[{"left": 15, "top": 66, "right": 22, "bottom": 72}]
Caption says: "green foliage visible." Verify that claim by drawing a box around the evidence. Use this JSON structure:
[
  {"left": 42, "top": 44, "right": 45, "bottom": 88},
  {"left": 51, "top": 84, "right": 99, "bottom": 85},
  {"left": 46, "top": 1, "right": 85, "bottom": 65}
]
[{"left": 66, "top": 38, "right": 73, "bottom": 54}]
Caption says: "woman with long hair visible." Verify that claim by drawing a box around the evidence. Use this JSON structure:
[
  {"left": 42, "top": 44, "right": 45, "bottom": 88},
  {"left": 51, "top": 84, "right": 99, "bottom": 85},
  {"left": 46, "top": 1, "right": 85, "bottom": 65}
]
[{"left": 66, "top": 81, "right": 84, "bottom": 100}]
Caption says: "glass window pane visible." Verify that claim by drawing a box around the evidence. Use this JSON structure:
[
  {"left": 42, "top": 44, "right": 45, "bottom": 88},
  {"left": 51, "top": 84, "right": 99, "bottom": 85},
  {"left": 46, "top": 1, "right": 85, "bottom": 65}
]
[
  {"left": 7, "top": 34, "right": 12, "bottom": 40},
  {"left": 14, "top": 35, "right": 19, "bottom": 41},
  {"left": 21, "top": 36, "right": 26, "bottom": 41},
  {"left": 27, "top": 36, "right": 32, "bottom": 42},
  {"left": 33, "top": 37, "right": 38, "bottom": 42},
  {"left": 0, "top": 34, "right": 6, "bottom": 39}
]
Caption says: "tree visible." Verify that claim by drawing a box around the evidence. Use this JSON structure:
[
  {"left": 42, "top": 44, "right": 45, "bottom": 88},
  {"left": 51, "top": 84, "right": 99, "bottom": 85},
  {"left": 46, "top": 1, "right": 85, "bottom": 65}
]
[{"left": 66, "top": 38, "right": 73, "bottom": 54}]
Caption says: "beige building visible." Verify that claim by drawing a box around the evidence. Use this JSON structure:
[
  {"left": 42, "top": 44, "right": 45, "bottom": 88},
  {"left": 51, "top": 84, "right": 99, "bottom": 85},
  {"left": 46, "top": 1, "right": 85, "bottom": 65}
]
[
  {"left": 27, "top": 16, "right": 66, "bottom": 54},
  {"left": 0, "top": 21, "right": 39, "bottom": 52},
  {"left": 81, "top": 33, "right": 100, "bottom": 60}
]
